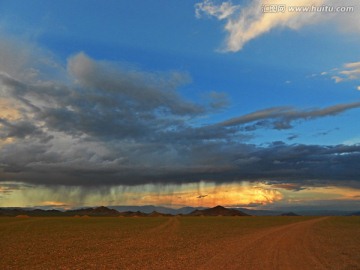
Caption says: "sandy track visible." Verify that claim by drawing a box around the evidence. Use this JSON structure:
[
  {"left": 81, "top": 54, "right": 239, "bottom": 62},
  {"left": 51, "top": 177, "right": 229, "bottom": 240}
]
[
  {"left": 200, "top": 217, "right": 329, "bottom": 270},
  {"left": 147, "top": 216, "right": 180, "bottom": 235},
  {"left": 2, "top": 216, "right": 359, "bottom": 270}
]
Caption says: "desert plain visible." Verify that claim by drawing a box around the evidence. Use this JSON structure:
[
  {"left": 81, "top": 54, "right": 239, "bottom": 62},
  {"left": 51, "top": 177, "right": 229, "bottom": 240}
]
[{"left": 1, "top": 216, "right": 359, "bottom": 270}]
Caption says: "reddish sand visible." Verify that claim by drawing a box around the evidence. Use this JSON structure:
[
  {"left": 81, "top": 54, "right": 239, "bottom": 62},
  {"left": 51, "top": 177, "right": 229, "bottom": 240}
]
[{"left": 1, "top": 216, "right": 359, "bottom": 269}]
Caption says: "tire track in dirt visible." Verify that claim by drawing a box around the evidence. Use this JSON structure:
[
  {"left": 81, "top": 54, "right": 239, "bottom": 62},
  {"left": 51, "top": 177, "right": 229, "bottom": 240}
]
[
  {"left": 146, "top": 216, "right": 180, "bottom": 236},
  {"left": 0, "top": 217, "right": 43, "bottom": 237},
  {"left": 199, "top": 217, "right": 329, "bottom": 270},
  {"left": 115, "top": 217, "right": 181, "bottom": 269}
]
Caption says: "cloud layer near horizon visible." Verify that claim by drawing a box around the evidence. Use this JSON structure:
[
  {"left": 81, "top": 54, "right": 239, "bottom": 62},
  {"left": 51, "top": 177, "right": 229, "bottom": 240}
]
[{"left": 1, "top": 37, "right": 360, "bottom": 188}]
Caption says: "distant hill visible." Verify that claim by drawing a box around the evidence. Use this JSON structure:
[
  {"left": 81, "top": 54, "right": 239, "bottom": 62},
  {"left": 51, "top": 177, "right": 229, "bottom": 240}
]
[
  {"left": 66, "top": 206, "right": 120, "bottom": 217},
  {"left": 118, "top": 211, "right": 148, "bottom": 217},
  {"left": 0, "top": 205, "right": 249, "bottom": 217},
  {"left": 110, "top": 205, "right": 173, "bottom": 214},
  {"left": 176, "top": 206, "right": 207, "bottom": 215},
  {"left": 147, "top": 211, "right": 172, "bottom": 217},
  {"left": 232, "top": 208, "right": 282, "bottom": 216},
  {"left": 280, "top": 212, "right": 300, "bottom": 216},
  {"left": 294, "top": 210, "right": 354, "bottom": 216},
  {"left": 0, "top": 206, "right": 120, "bottom": 217},
  {"left": 0, "top": 206, "right": 178, "bottom": 217},
  {"left": 109, "top": 205, "right": 206, "bottom": 215},
  {"left": 0, "top": 208, "right": 63, "bottom": 217},
  {"left": 189, "top": 205, "right": 250, "bottom": 216},
  {"left": 3, "top": 205, "right": 355, "bottom": 217}
]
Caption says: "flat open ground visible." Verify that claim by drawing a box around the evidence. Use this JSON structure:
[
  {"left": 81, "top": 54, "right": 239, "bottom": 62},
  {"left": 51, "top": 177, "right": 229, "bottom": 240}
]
[{"left": 1, "top": 216, "right": 359, "bottom": 269}]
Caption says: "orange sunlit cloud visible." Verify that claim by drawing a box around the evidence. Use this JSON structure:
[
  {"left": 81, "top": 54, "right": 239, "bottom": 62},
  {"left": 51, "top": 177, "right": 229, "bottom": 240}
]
[
  {"left": 269, "top": 184, "right": 360, "bottom": 205},
  {"left": 270, "top": 183, "right": 305, "bottom": 191},
  {"left": 0, "top": 98, "right": 23, "bottom": 147},
  {"left": 116, "top": 182, "right": 284, "bottom": 208},
  {"left": 41, "top": 201, "right": 72, "bottom": 209},
  {"left": 299, "top": 186, "right": 360, "bottom": 200},
  {"left": 0, "top": 182, "right": 285, "bottom": 208},
  {"left": 2, "top": 181, "right": 360, "bottom": 209},
  {"left": 0, "top": 99, "right": 22, "bottom": 121}
]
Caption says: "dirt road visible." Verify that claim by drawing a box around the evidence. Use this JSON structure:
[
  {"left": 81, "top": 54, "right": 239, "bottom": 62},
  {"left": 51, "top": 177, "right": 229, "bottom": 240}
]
[
  {"left": 1, "top": 216, "right": 359, "bottom": 269},
  {"left": 200, "top": 217, "right": 330, "bottom": 270}
]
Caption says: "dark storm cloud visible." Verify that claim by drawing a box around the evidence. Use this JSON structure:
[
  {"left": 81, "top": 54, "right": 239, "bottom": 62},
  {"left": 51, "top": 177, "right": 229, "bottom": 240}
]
[
  {"left": 217, "top": 103, "right": 360, "bottom": 130},
  {"left": 68, "top": 53, "right": 202, "bottom": 116},
  {"left": 0, "top": 118, "right": 53, "bottom": 143},
  {"left": 286, "top": 134, "right": 298, "bottom": 141},
  {"left": 1, "top": 140, "right": 360, "bottom": 187},
  {"left": 206, "top": 91, "right": 230, "bottom": 110},
  {"left": 1, "top": 51, "right": 360, "bottom": 187}
]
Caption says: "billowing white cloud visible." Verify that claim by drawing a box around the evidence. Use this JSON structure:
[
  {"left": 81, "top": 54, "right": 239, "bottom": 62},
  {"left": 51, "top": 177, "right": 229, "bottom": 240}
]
[
  {"left": 195, "top": 0, "right": 239, "bottom": 20},
  {"left": 195, "top": 0, "right": 359, "bottom": 51}
]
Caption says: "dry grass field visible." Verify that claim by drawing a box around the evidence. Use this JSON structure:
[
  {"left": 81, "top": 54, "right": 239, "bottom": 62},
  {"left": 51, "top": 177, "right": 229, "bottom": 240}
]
[{"left": 1, "top": 216, "right": 359, "bottom": 269}]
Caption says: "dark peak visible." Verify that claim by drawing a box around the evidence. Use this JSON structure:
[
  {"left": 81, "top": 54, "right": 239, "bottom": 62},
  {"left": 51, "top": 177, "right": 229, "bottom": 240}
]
[
  {"left": 148, "top": 211, "right": 163, "bottom": 217},
  {"left": 65, "top": 206, "right": 119, "bottom": 216},
  {"left": 213, "top": 205, "right": 226, "bottom": 210},
  {"left": 74, "top": 207, "right": 94, "bottom": 211},
  {"left": 349, "top": 211, "right": 360, "bottom": 216},
  {"left": 94, "top": 206, "right": 111, "bottom": 211},
  {"left": 280, "top": 212, "right": 300, "bottom": 216},
  {"left": 188, "top": 205, "right": 250, "bottom": 216}
]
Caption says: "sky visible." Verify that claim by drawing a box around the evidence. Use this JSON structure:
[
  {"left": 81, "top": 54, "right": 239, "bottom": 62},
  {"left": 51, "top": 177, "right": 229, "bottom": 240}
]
[{"left": 1, "top": 0, "right": 360, "bottom": 211}]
